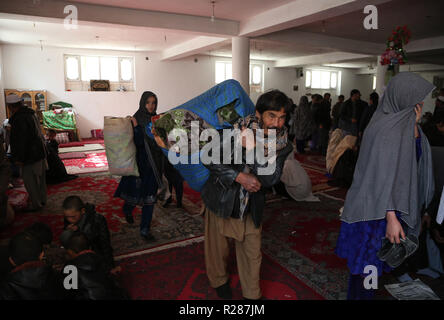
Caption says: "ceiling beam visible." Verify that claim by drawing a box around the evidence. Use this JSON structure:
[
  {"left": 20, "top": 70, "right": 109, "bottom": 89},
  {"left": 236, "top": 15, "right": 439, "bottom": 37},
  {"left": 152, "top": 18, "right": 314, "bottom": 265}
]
[
  {"left": 405, "top": 36, "right": 444, "bottom": 53},
  {"left": 161, "top": 37, "right": 229, "bottom": 61},
  {"left": 256, "top": 31, "right": 385, "bottom": 55},
  {"left": 400, "top": 64, "right": 444, "bottom": 72},
  {"left": 0, "top": 0, "right": 239, "bottom": 37},
  {"left": 275, "top": 52, "right": 372, "bottom": 68},
  {"left": 239, "top": 0, "right": 393, "bottom": 37}
]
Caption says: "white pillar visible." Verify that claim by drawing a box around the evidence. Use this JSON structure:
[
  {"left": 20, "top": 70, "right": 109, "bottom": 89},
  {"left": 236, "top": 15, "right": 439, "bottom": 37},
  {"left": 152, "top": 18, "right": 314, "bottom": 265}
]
[
  {"left": 232, "top": 37, "right": 250, "bottom": 94},
  {"left": 375, "top": 55, "right": 387, "bottom": 97}
]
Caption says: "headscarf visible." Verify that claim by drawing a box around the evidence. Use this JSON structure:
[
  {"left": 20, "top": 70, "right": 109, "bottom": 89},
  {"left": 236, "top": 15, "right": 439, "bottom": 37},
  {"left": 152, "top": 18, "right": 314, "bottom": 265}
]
[
  {"left": 133, "top": 91, "right": 163, "bottom": 187},
  {"left": 291, "top": 96, "right": 315, "bottom": 140},
  {"left": 341, "top": 72, "right": 435, "bottom": 237},
  {"left": 134, "top": 91, "right": 157, "bottom": 129}
]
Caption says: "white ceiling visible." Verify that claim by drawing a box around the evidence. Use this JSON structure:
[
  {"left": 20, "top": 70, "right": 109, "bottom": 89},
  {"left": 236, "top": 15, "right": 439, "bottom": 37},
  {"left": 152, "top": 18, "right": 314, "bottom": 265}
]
[
  {"left": 0, "top": 16, "right": 196, "bottom": 51},
  {"left": 294, "top": 0, "right": 444, "bottom": 43},
  {"left": 69, "top": 0, "right": 296, "bottom": 21},
  {"left": 0, "top": 0, "right": 442, "bottom": 65}
]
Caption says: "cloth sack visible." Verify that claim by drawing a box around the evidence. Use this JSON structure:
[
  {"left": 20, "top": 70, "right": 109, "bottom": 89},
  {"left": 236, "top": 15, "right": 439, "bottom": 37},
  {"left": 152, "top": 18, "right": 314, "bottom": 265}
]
[
  {"left": 280, "top": 153, "right": 319, "bottom": 202},
  {"left": 104, "top": 117, "right": 139, "bottom": 176}
]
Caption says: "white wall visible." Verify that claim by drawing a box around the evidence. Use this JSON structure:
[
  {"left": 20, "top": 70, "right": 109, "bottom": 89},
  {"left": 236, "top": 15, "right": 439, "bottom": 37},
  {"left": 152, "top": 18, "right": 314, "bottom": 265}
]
[
  {"left": 0, "top": 45, "right": 5, "bottom": 121},
  {"left": 1, "top": 44, "right": 297, "bottom": 137}
]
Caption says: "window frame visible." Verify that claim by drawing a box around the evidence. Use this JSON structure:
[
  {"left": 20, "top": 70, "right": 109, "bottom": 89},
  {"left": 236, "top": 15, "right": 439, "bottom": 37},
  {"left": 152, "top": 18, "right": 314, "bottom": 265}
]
[
  {"left": 64, "top": 55, "right": 81, "bottom": 81},
  {"left": 215, "top": 61, "right": 264, "bottom": 93},
  {"left": 119, "top": 57, "right": 134, "bottom": 82},
  {"left": 305, "top": 68, "right": 339, "bottom": 90},
  {"left": 64, "top": 54, "right": 135, "bottom": 91}
]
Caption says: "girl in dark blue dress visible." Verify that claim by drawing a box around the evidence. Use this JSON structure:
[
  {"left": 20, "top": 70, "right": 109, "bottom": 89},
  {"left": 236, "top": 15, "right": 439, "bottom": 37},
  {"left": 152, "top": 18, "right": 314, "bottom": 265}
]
[
  {"left": 335, "top": 73, "right": 435, "bottom": 300},
  {"left": 114, "top": 92, "right": 164, "bottom": 242}
]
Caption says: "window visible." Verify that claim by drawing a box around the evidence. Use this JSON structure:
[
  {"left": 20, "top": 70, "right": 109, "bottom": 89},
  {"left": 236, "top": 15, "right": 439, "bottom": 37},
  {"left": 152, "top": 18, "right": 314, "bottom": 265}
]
[
  {"left": 372, "top": 75, "right": 376, "bottom": 90},
  {"left": 305, "top": 69, "right": 339, "bottom": 90},
  {"left": 120, "top": 58, "right": 133, "bottom": 81},
  {"left": 250, "top": 64, "right": 264, "bottom": 93},
  {"left": 64, "top": 54, "right": 134, "bottom": 91},
  {"left": 65, "top": 56, "right": 79, "bottom": 80},
  {"left": 215, "top": 61, "right": 232, "bottom": 84},
  {"left": 81, "top": 56, "right": 100, "bottom": 81},
  {"left": 215, "top": 61, "right": 264, "bottom": 93}
]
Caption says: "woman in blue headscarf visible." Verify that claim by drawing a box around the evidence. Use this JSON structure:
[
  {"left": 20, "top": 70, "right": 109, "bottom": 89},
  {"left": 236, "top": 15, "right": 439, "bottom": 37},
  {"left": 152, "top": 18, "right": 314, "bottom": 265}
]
[
  {"left": 335, "top": 72, "right": 435, "bottom": 299},
  {"left": 114, "top": 91, "right": 163, "bottom": 242}
]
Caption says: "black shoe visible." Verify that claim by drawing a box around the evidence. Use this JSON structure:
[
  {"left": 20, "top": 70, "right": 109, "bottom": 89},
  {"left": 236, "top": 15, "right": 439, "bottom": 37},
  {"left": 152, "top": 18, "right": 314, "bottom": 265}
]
[
  {"left": 215, "top": 281, "right": 232, "bottom": 299},
  {"left": 141, "top": 232, "right": 156, "bottom": 242},
  {"left": 124, "top": 214, "right": 134, "bottom": 224},
  {"left": 162, "top": 196, "right": 172, "bottom": 208}
]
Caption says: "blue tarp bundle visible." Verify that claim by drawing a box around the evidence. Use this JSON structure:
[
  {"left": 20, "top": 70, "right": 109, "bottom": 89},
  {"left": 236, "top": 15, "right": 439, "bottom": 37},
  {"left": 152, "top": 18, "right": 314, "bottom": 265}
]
[{"left": 146, "top": 79, "right": 255, "bottom": 191}]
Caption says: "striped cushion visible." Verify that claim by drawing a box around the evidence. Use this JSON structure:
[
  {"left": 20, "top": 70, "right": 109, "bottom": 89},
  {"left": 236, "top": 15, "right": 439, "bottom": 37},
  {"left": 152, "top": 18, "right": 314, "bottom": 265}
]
[{"left": 55, "top": 132, "right": 70, "bottom": 144}]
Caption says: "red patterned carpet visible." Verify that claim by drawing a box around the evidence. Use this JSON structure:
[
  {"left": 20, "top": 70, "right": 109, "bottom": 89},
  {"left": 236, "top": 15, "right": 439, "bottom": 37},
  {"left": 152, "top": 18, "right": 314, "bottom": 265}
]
[
  {"left": 1, "top": 176, "right": 204, "bottom": 257},
  {"left": 1, "top": 152, "right": 351, "bottom": 300},
  {"left": 117, "top": 240, "right": 323, "bottom": 300},
  {"left": 261, "top": 194, "right": 348, "bottom": 300},
  {"left": 294, "top": 152, "right": 326, "bottom": 170},
  {"left": 62, "top": 152, "right": 109, "bottom": 175}
]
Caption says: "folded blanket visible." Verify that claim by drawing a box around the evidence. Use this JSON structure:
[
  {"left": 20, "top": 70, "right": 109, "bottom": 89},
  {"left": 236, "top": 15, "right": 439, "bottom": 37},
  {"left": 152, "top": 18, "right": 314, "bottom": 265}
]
[{"left": 147, "top": 79, "right": 255, "bottom": 191}]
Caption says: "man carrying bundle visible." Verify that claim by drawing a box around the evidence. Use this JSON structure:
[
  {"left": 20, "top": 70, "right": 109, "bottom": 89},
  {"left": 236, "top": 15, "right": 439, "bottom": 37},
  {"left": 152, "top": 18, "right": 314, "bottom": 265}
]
[{"left": 200, "top": 90, "right": 293, "bottom": 300}]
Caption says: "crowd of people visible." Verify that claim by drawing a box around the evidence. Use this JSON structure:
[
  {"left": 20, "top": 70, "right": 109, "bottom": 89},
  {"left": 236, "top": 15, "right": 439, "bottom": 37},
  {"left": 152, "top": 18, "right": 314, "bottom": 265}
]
[{"left": 0, "top": 72, "right": 443, "bottom": 300}]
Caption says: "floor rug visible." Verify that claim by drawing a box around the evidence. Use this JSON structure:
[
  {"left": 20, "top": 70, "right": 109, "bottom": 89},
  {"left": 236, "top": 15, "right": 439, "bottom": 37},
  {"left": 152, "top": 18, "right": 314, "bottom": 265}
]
[
  {"left": 62, "top": 152, "right": 109, "bottom": 174},
  {"left": 318, "top": 187, "right": 348, "bottom": 201},
  {"left": 59, "top": 152, "right": 87, "bottom": 160},
  {"left": 59, "top": 143, "right": 105, "bottom": 153},
  {"left": 81, "top": 138, "right": 104, "bottom": 144},
  {"left": 117, "top": 240, "right": 323, "bottom": 300},
  {"left": 261, "top": 194, "right": 349, "bottom": 300},
  {"left": 294, "top": 152, "right": 326, "bottom": 171}
]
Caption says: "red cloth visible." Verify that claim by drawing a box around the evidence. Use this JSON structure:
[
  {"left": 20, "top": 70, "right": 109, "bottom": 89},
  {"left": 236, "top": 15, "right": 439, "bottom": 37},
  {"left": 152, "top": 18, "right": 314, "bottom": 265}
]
[
  {"left": 59, "top": 142, "right": 84, "bottom": 148},
  {"left": 91, "top": 129, "right": 104, "bottom": 139},
  {"left": 59, "top": 152, "right": 87, "bottom": 160}
]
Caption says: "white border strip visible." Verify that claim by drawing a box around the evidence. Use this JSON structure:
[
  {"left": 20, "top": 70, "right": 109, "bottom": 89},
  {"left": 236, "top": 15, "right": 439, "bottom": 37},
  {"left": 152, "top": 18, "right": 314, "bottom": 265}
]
[{"left": 114, "top": 235, "right": 205, "bottom": 261}]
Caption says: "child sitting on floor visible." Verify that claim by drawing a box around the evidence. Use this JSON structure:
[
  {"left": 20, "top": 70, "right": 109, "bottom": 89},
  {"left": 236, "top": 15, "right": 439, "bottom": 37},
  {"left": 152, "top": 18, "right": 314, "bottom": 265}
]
[
  {"left": 59, "top": 196, "right": 120, "bottom": 275},
  {"left": 63, "top": 232, "right": 128, "bottom": 300}
]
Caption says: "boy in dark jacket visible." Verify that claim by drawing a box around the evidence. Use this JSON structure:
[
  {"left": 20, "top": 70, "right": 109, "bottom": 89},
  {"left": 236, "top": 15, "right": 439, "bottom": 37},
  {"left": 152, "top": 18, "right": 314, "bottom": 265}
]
[
  {"left": 0, "top": 232, "right": 64, "bottom": 300},
  {"left": 63, "top": 232, "right": 127, "bottom": 300},
  {"left": 60, "top": 196, "right": 118, "bottom": 275}
]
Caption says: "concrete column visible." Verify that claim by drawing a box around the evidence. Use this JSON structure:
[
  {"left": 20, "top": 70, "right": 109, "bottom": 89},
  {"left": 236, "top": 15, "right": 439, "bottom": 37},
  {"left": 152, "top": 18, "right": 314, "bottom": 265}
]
[
  {"left": 375, "top": 55, "right": 387, "bottom": 97},
  {"left": 232, "top": 37, "right": 250, "bottom": 94}
]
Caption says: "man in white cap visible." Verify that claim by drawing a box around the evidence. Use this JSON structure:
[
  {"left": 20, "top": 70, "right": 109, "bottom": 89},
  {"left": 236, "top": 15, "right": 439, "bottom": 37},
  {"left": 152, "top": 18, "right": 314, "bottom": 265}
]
[{"left": 6, "top": 94, "right": 47, "bottom": 211}]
